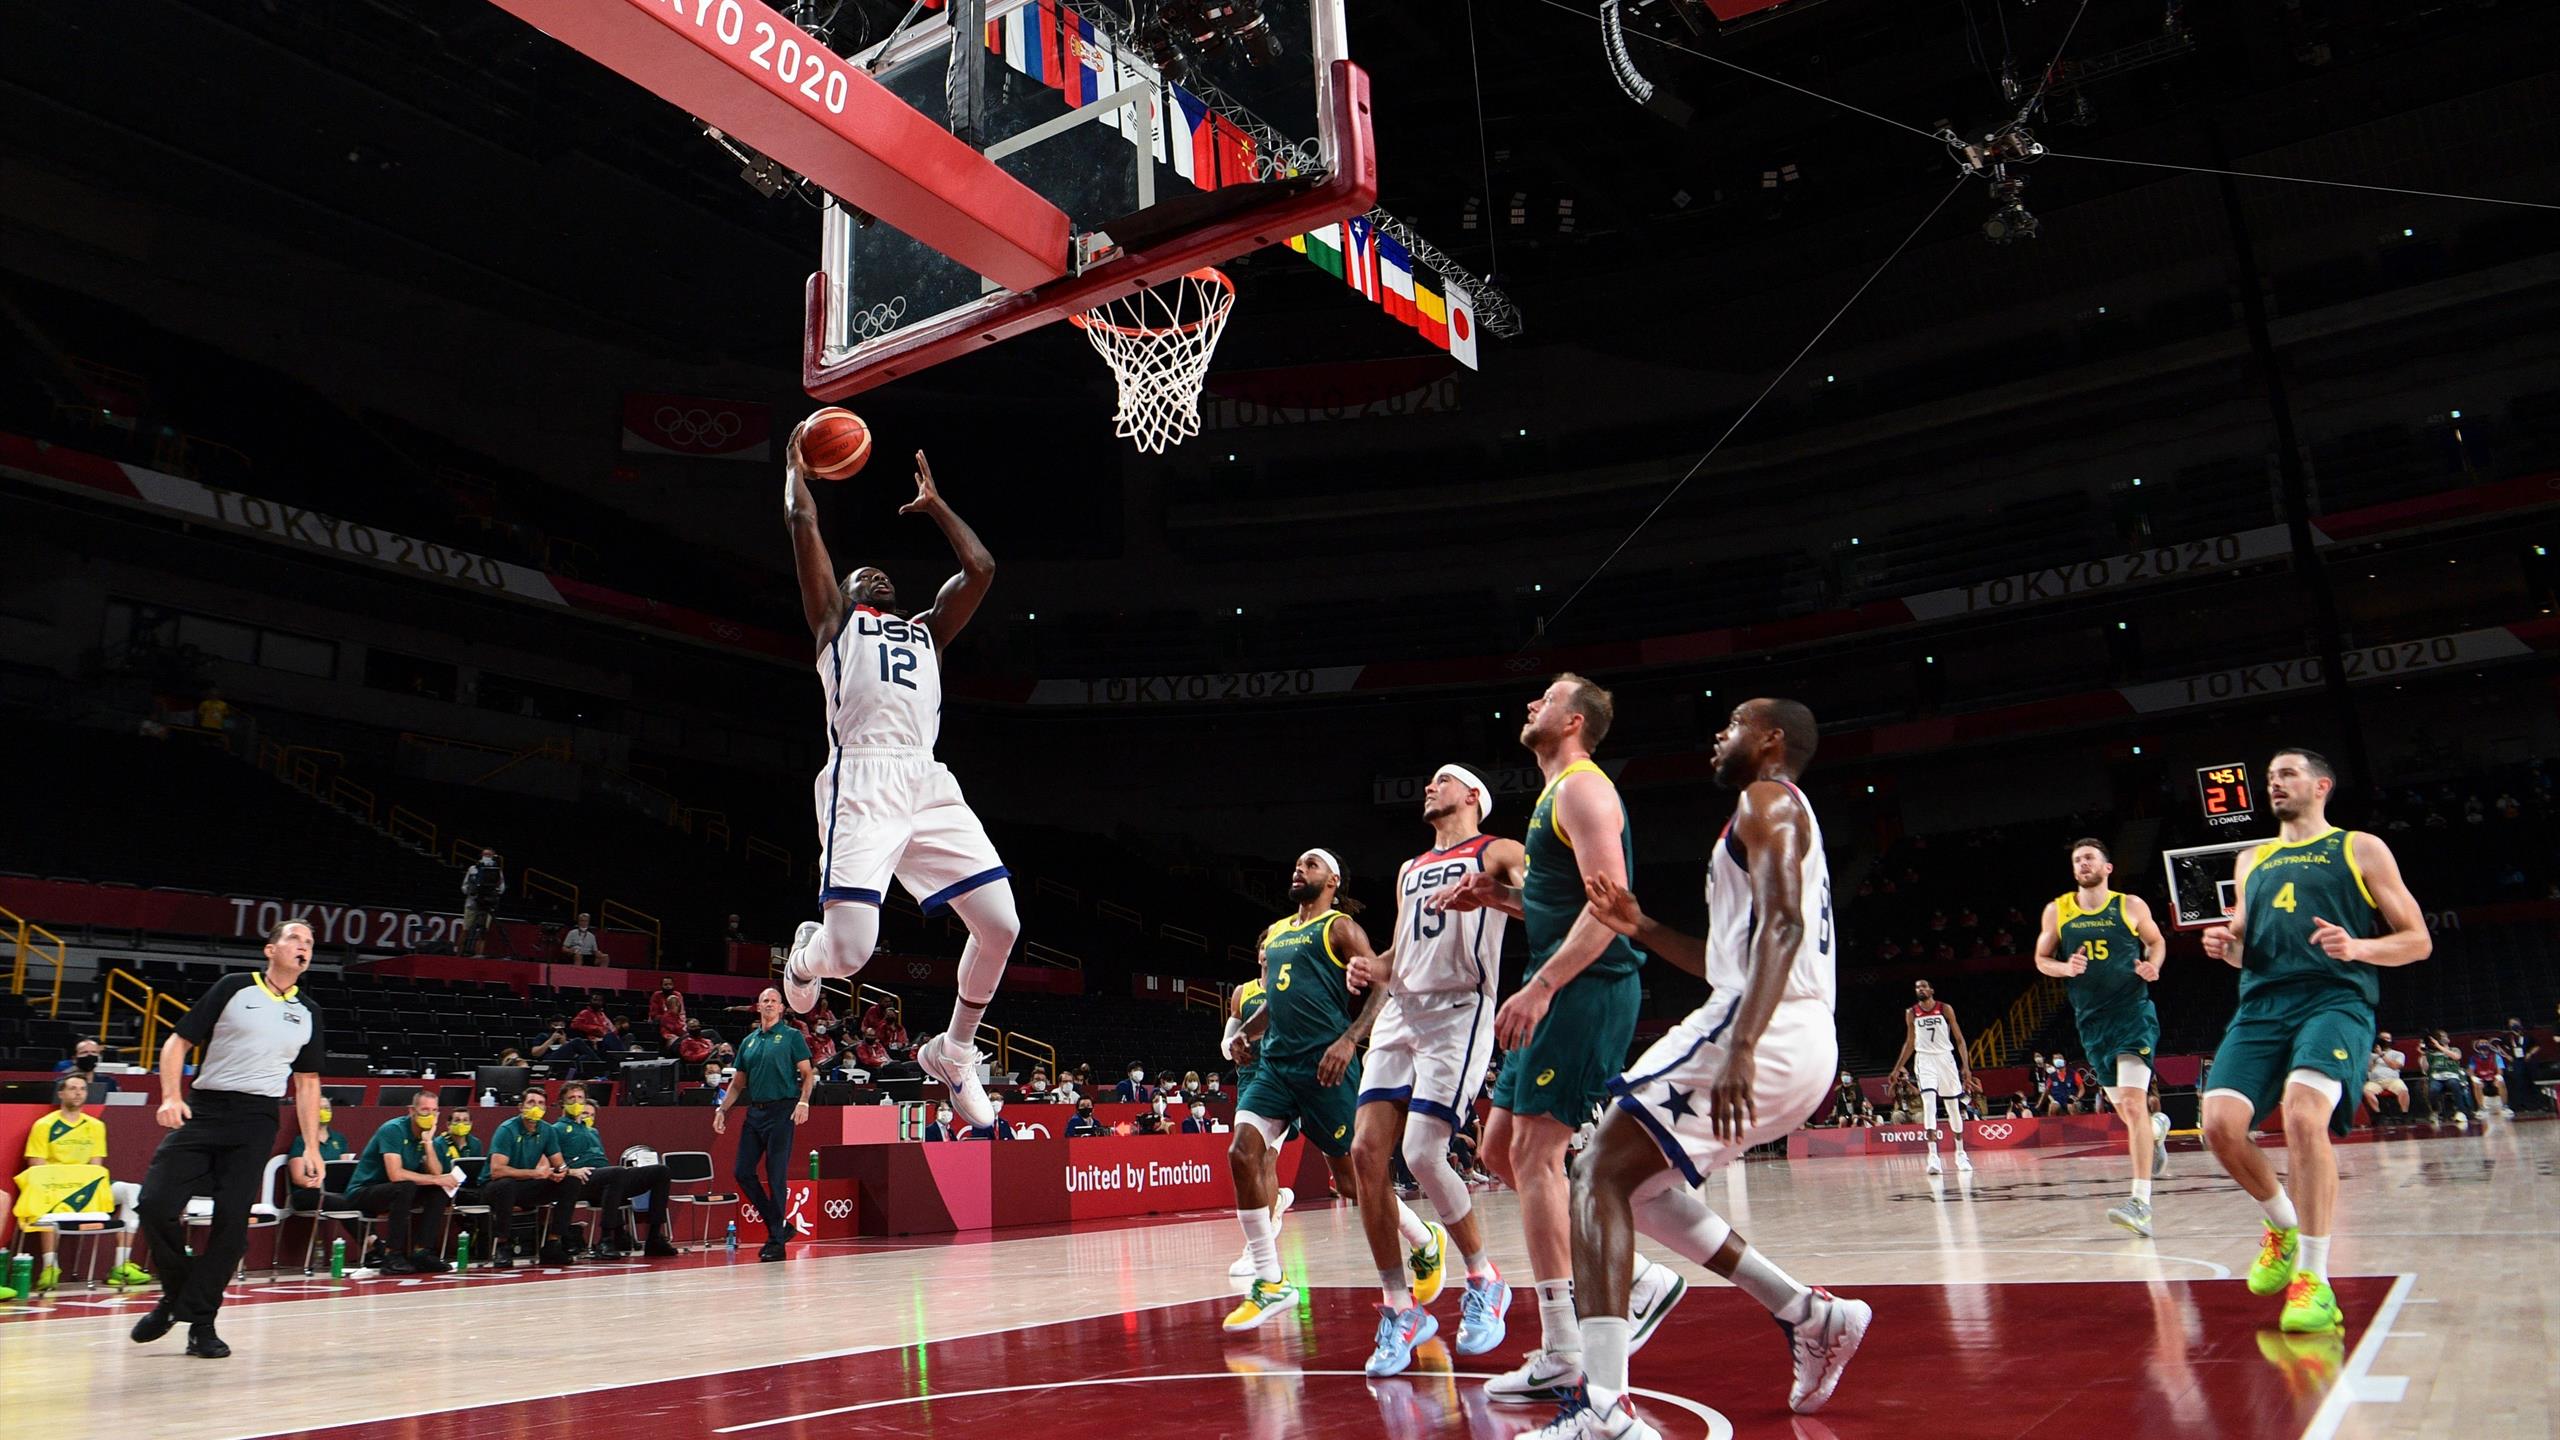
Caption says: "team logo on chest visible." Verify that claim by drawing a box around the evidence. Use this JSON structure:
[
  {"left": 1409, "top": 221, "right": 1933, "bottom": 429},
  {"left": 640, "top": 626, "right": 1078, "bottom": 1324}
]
[{"left": 856, "top": 613, "right": 936, "bottom": 649}]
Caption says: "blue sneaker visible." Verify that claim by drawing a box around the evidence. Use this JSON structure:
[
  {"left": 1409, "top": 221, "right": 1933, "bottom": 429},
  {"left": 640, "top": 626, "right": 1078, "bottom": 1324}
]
[
  {"left": 1455, "top": 1274, "right": 1512, "bottom": 1355},
  {"left": 1364, "top": 1303, "right": 1439, "bottom": 1378}
]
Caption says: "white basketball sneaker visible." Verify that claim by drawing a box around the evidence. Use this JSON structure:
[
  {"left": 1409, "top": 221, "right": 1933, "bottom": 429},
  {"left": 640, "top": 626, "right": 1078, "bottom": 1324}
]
[
  {"left": 1517, "top": 1390, "right": 1661, "bottom": 1440},
  {"left": 919, "top": 1032, "right": 994, "bottom": 1128},
  {"left": 1486, "top": 1349, "right": 1583, "bottom": 1406},
  {"left": 1780, "top": 1290, "right": 1872, "bottom": 1415},
  {"left": 1954, "top": 1148, "right": 1973, "bottom": 1173},
  {"left": 781, "top": 922, "right": 823, "bottom": 1014},
  {"left": 1925, "top": 1149, "right": 1943, "bottom": 1175},
  {"left": 1626, "top": 1257, "right": 1688, "bottom": 1354}
]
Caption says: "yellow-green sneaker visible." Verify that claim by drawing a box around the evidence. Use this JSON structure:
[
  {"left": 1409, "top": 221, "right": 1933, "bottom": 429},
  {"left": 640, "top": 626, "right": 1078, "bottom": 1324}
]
[
  {"left": 1409, "top": 1221, "right": 1451, "bottom": 1307},
  {"left": 2246, "top": 1221, "right": 2299, "bottom": 1296},
  {"left": 1222, "top": 1278, "right": 1299, "bottom": 1333},
  {"left": 2279, "top": 1273, "right": 2343, "bottom": 1333},
  {"left": 108, "top": 1263, "right": 156, "bottom": 1289},
  {"left": 33, "top": 1264, "right": 61, "bottom": 1294}
]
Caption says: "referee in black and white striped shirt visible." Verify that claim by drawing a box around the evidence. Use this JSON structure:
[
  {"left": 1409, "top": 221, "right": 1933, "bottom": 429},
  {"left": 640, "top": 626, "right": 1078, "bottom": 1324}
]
[{"left": 131, "top": 919, "right": 329, "bottom": 1358}]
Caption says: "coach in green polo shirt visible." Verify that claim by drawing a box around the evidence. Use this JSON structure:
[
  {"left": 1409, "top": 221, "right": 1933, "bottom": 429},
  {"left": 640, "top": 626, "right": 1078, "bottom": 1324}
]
[
  {"left": 484, "top": 1088, "right": 584, "bottom": 1268},
  {"left": 345, "top": 1089, "right": 458, "bottom": 1274},
  {"left": 712, "top": 988, "right": 814, "bottom": 1262}
]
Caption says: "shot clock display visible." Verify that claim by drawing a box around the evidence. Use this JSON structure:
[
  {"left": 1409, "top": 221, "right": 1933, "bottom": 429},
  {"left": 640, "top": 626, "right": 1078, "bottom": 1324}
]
[{"left": 2196, "top": 761, "right": 2256, "bottom": 829}]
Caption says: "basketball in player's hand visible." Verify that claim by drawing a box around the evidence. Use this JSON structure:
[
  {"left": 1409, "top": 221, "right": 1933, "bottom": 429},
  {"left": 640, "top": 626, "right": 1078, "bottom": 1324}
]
[{"left": 798, "top": 408, "right": 872, "bottom": 480}]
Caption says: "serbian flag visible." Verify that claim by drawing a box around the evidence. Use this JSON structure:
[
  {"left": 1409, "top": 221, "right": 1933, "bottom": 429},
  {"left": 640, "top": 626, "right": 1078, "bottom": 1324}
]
[
  {"left": 1067, "top": 9, "right": 1105, "bottom": 106},
  {"left": 1377, "top": 231, "right": 1416, "bottom": 325}
]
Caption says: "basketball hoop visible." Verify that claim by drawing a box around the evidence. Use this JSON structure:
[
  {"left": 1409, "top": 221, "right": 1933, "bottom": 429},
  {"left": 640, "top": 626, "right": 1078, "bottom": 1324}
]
[{"left": 1070, "top": 267, "right": 1235, "bottom": 454}]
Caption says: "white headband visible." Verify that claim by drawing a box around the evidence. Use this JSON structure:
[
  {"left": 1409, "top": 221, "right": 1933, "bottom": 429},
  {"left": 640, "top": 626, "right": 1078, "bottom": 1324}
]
[
  {"left": 1434, "top": 763, "right": 1493, "bottom": 821},
  {"left": 1299, "top": 848, "right": 1344, "bottom": 881}
]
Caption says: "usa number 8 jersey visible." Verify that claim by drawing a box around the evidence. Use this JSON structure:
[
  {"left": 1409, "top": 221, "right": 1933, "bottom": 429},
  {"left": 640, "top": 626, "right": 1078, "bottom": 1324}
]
[
  {"left": 819, "top": 606, "right": 943, "bottom": 752},
  {"left": 1391, "top": 834, "right": 1509, "bottom": 997}
]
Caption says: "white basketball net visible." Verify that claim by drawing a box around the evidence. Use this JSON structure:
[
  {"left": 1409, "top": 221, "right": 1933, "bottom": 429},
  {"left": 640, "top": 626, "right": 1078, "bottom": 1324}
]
[{"left": 1071, "top": 267, "right": 1234, "bottom": 454}]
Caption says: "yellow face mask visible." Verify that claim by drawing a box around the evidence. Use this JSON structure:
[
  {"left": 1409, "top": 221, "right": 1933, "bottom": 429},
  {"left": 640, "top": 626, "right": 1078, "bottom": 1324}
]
[
  {"left": 318, "top": 1107, "right": 334, "bottom": 1126},
  {"left": 521, "top": 1104, "right": 546, "bottom": 1123},
  {"left": 449, "top": 1120, "right": 473, "bottom": 1137},
  {"left": 564, "top": 1100, "right": 588, "bottom": 1120},
  {"left": 415, "top": 1112, "right": 439, "bottom": 1132}
]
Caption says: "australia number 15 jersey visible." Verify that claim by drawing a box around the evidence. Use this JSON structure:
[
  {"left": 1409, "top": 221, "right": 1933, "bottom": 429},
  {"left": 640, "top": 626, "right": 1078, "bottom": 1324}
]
[{"left": 819, "top": 605, "right": 942, "bottom": 752}]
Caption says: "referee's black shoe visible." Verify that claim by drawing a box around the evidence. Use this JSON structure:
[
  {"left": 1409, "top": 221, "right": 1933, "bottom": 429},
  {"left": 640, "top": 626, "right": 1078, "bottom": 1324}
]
[
  {"left": 130, "top": 1303, "right": 176, "bottom": 1344},
  {"left": 757, "top": 1239, "right": 787, "bottom": 1262},
  {"left": 185, "top": 1324, "right": 231, "bottom": 1359}
]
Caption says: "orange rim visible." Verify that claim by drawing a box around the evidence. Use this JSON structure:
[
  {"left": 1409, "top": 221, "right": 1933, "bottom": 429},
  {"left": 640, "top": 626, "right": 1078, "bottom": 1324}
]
[{"left": 1069, "top": 267, "right": 1235, "bottom": 339}]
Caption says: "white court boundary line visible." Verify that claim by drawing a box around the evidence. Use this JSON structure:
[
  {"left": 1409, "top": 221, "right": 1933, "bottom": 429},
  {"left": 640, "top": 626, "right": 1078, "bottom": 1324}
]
[
  {"left": 2300, "top": 1271, "right": 2416, "bottom": 1440},
  {"left": 715, "top": 1369, "right": 1735, "bottom": 1438},
  {"left": 220, "top": 1291, "right": 1228, "bottom": 1440},
  {"left": 1802, "top": 1245, "right": 2234, "bottom": 1280}
]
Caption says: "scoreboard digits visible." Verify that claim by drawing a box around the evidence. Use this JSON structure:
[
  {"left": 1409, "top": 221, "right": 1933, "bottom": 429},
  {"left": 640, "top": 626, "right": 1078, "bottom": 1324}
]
[{"left": 2197, "top": 761, "right": 2255, "bottom": 829}]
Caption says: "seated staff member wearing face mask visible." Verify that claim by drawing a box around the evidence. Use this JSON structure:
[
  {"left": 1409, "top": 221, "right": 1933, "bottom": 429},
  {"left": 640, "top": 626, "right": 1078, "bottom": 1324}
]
[
  {"left": 549, "top": 1082, "right": 678, "bottom": 1258},
  {"left": 1065, "top": 1099, "right": 1105, "bottom": 1137},
  {"left": 1116, "top": 1064, "right": 1152, "bottom": 1103},
  {"left": 484, "top": 1090, "right": 583, "bottom": 1268},
  {"left": 1134, "top": 1098, "right": 1170, "bottom": 1135},
  {"left": 1181, "top": 1102, "right": 1217, "bottom": 1135},
  {"left": 923, "top": 1106, "right": 959, "bottom": 1141},
  {"left": 345, "top": 1089, "right": 459, "bottom": 1274}
]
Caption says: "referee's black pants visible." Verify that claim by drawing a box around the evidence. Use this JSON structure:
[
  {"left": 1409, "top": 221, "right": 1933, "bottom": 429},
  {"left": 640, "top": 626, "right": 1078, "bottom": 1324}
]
[
  {"left": 733, "top": 1099, "right": 796, "bottom": 1243},
  {"left": 136, "top": 1089, "right": 279, "bottom": 1324},
  {"left": 352, "top": 1181, "right": 452, "bottom": 1257}
]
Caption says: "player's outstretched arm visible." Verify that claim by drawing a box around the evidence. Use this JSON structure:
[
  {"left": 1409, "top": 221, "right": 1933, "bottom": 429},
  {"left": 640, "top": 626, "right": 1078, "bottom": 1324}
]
[
  {"left": 2318, "top": 833, "right": 2432, "bottom": 967},
  {"left": 1582, "top": 874, "right": 1705, "bottom": 977},
  {"left": 903, "top": 451, "right": 996, "bottom": 649},
  {"left": 783, "top": 425, "right": 847, "bottom": 644},
  {"left": 2127, "top": 895, "right": 2167, "bottom": 981}
]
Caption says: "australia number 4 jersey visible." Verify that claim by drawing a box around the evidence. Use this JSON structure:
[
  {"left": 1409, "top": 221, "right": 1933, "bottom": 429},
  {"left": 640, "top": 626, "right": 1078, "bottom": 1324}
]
[
  {"left": 1391, "top": 834, "right": 1510, "bottom": 998},
  {"left": 1705, "top": 778, "right": 1836, "bottom": 1011},
  {"left": 819, "top": 605, "right": 942, "bottom": 752}
]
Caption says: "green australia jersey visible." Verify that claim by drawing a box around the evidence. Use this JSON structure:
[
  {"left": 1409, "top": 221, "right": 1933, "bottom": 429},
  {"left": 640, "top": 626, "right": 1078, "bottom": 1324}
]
[
  {"left": 2239, "top": 828, "right": 2382, "bottom": 1009},
  {"left": 552, "top": 1118, "right": 610, "bottom": 1168},
  {"left": 1256, "top": 911, "right": 1355, "bottom": 1070},
  {"left": 2055, "top": 891, "right": 2147, "bottom": 1019},
  {"left": 1522, "top": 759, "right": 1642, "bottom": 980},
  {"left": 1233, "top": 977, "right": 1269, "bottom": 1083}
]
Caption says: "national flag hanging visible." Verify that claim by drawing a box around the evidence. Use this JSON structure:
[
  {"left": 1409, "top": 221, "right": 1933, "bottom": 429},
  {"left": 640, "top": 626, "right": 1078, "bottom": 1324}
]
[
  {"left": 1061, "top": 8, "right": 1103, "bottom": 106},
  {"left": 1412, "top": 281, "right": 1450, "bottom": 351},
  {"left": 1303, "top": 222, "right": 1346, "bottom": 280},
  {"left": 1443, "top": 279, "right": 1479, "bottom": 369},
  {"left": 1377, "top": 231, "right": 1415, "bottom": 325},
  {"left": 1342, "top": 217, "right": 1381, "bottom": 300},
  {"left": 1209, "top": 114, "right": 1257, "bottom": 188}
]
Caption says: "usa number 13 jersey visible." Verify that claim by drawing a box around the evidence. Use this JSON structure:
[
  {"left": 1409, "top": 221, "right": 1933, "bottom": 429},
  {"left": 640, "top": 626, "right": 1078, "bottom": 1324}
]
[{"left": 820, "top": 606, "right": 943, "bottom": 751}]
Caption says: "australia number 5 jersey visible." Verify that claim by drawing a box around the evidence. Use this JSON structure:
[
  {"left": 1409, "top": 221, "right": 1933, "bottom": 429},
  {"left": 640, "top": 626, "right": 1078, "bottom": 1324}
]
[
  {"left": 1390, "top": 834, "right": 1510, "bottom": 997},
  {"left": 819, "top": 604, "right": 942, "bottom": 752}
]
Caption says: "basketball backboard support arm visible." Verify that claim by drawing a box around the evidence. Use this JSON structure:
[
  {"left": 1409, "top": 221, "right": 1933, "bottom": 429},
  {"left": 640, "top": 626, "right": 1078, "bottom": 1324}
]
[
  {"left": 481, "top": 0, "right": 1072, "bottom": 291},
  {"left": 800, "top": 59, "right": 1375, "bottom": 400}
]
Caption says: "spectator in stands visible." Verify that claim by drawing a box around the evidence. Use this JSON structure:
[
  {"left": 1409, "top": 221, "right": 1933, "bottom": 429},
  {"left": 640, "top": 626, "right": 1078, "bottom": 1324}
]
[
  {"left": 1021, "top": 1066, "right": 1052, "bottom": 1100},
  {"left": 677, "top": 1021, "right": 714, "bottom": 1066},
  {"left": 1064, "top": 1099, "right": 1104, "bottom": 1138},
  {"left": 560, "top": 914, "right": 602, "bottom": 968},
  {"left": 1963, "top": 1073, "right": 1987, "bottom": 1122},
  {"left": 2469, "top": 1038, "right": 2514, "bottom": 1119},
  {"left": 570, "top": 996, "right": 611, "bottom": 1040},
  {"left": 551, "top": 1082, "right": 676, "bottom": 1258},
  {"left": 2004, "top": 1094, "right": 2034, "bottom": 1119},
  {"left": 649, "top": 980, "right": 687, "bottom": 1044},
  {"left": 1831, "top": 1070, "right": 1862, "bottom": 1125},
  {"left": 1133, "top": 1099, "right": 1170, "bottom": 1135},
  {"left": 1049, "top": 1073, "right": 1081, "bottom": 1106},
  {"left": 1887, "top": 1073, "right": 1918, "bottom": 1123},
  {"left": 2503, "top": 1017, "right": 2545, "bottom": 1114},
  {"left": 703, "top": 1064, "right": 729, "bottom": 1105},
  {"left": 345, "top": 1090, "right": 458, "bottom": 1274},
  {"left": 53, "top": 1038, "right": 121, "bottom": 1097},
  {"left": 595, "top": 1017, "right": 632, "bottom": 1059},
  {"left": 851, "top": 1029, "right": 889, "bottom": 1074},
  {"left": 2421, "top": 1031, "right": 2475, "bottom": 1127},
  {"left": 1155, "top": 1070, "right": 1180, "bottom": 1099},
  {"left": 1115, "top": 1064, "right": 1152, "bottom": 1104},
  {"left": 484, "top": 1089, "right": 582, "bottom": 1266},
  {"left": 1179, "top": 1102, "right": 1215, "bottom": 1135},
  {"left": 2045, "top": 1061, "right": 2080, "bottom": 1116},
  {"left": 460, "top": 848, "right": 506, "bottom": 957},
  {"left": 1201, "top": 1074, "right": 1223, "bottom": 1102},
  {"left": 725, "top": 914, "right": 748, "bottom": 943},
  {"left": 1177, "top": 1071, "right": 1202, "bottom": 1102},
  {"left": 2364, "top": 1035, "right": 2411, "bottom": 1125}
]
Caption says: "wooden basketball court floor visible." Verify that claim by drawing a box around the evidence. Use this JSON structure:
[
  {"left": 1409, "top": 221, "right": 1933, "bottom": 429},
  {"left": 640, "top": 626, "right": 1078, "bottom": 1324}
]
[{"left": 3, "top": 1121, "right": 2550, "bottom": 1440}]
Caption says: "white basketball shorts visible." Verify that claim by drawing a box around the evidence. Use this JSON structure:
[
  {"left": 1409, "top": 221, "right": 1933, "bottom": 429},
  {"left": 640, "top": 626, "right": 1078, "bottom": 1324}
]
[
  {"left": 1608, "top": 994, "right": 1839, "bottom": 1185},
  {"left": 813, "top": 749, "right": 1008, "bottom": 910},
  {"left": 1359, "top": 988, "right": 1496, "bottom": 1126},
  {"left": 1914, "top": 1055, "right": 1964, "bottom": 1101}
]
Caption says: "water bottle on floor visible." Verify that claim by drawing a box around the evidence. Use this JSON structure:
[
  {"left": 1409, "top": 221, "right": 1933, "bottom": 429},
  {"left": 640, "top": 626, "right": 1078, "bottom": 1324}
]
[
  {"left": 329, "top": 1239, "right": 346, "bottom": 1279},
  {"left": 455, "top": 1234, "right": 472, "bottom": 1272},
  {"left": 725, "top": 1221, "right": 738, "bottom": 1254}
]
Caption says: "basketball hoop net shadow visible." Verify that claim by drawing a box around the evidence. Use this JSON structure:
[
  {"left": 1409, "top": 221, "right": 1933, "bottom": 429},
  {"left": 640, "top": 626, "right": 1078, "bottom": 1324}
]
[{"left": 1069, "top": 267, "right": 1235, "bottom": 454}]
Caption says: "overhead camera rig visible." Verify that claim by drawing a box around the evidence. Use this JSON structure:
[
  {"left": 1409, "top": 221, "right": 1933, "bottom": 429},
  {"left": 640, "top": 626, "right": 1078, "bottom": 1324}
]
[{"left": 1939, "top": 121, "right": 2046, "bottom": 243}]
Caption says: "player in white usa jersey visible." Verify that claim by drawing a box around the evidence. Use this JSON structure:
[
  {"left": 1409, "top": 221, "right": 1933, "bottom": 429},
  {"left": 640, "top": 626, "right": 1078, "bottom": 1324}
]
[
  {"left": 776, "top": 423, "right": 1015, "bottom": 1129},
  {"left": 1341, "top": 764, "right": 1522, "bottom": 1369},
  {"left": 1889, "top": 977, "right": 1975, "bottom": 1175},
  {"left": 1523, "top": 700, "right": 1869, "bottom": 1440}
]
